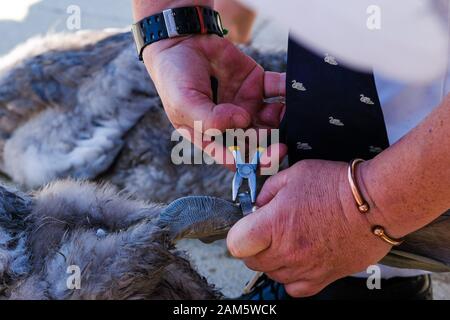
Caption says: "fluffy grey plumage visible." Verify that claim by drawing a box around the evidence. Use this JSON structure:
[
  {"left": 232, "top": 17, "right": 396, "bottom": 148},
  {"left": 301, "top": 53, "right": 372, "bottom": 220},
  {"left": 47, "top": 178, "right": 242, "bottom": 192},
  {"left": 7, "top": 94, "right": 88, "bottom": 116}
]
[
  {"left": 0, "top": 30, "right": 286, "bottom": 203},
  {"left": 0, "top": 180, "right": 229, "bottom": 300},
  {"left": 0, "top": 184, "right": 32, "bottom": 291}
]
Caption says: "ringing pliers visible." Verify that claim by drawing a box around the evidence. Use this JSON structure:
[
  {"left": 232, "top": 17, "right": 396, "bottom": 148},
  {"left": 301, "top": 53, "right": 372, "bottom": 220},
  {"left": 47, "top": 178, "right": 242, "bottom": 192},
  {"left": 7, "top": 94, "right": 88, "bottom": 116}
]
[
  {"left": 229, "top": 146, "right": 265, "bottom": 215},
  {"left": 229, "top": 145, "right": 266, "bottom": 293}
]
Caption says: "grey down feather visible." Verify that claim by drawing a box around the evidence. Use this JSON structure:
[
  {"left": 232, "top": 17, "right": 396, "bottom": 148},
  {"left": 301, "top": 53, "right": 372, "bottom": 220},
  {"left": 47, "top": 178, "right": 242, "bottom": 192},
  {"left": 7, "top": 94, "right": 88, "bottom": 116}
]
[{"left": 0, "top": 179, "right": 244, "bottom": 300}]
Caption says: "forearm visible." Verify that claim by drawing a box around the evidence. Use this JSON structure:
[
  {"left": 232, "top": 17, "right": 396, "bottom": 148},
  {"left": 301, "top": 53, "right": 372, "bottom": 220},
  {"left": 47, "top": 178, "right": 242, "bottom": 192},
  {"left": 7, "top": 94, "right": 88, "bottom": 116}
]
[
  {"left": 133, "top": 0, "right": 214, "bottom": 21},
  {"left": 361, "top": 94, "right": 450, "bottom": 238}
]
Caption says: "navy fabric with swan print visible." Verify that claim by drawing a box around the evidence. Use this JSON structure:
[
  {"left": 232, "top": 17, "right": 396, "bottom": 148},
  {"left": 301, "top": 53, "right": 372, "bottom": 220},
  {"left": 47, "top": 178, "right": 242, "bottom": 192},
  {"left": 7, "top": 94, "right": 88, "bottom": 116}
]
[{"left": 282, "top": 38, "right": 390, "bottom": 164}]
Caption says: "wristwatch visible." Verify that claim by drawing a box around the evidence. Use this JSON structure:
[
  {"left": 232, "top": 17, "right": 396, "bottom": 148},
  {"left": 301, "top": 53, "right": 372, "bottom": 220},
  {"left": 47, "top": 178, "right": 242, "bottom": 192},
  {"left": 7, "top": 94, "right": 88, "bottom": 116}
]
[{"left": 132, "top": 6, "right": 225, "bottom": 61}]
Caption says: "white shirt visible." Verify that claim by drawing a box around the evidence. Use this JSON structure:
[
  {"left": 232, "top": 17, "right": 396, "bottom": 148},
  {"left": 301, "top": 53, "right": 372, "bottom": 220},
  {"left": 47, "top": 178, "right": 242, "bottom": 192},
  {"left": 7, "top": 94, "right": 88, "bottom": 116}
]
[
  {"left": 377, "top": 69, "right": 450, "bottom": 145},
  {"left": 352, "top": 66, "right": 450, "bottom": 279},
  {"left": 243, "top": 0, "right": 449, "bottom": 84}
]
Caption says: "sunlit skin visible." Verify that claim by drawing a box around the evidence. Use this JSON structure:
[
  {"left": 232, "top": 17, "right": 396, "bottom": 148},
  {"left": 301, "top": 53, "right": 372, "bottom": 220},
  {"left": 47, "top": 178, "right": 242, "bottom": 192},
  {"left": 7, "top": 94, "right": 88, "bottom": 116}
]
[
  {"left": 134, "top": 0, "right": 450, "bottom": 297},
  {"left": 215, "top": 0, "right": 256, "bottom": 44}
]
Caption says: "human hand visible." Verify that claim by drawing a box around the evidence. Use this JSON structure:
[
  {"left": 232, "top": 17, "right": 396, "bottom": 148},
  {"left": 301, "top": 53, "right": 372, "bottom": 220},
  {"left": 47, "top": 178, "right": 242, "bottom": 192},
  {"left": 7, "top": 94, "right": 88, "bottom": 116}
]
[
  {"left": 226, "top": 160, "right": 392, "bottom": 297},
  {"left": 143, "top": 36, "right": 286, "bottom": 169}
]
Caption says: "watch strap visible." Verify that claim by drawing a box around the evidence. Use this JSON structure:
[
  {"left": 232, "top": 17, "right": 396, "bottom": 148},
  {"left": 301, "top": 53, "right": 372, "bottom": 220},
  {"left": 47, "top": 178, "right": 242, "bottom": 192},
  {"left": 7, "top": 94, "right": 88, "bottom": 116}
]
[{"left": 132, "top": 6, "right": 225, "bottom": 61}]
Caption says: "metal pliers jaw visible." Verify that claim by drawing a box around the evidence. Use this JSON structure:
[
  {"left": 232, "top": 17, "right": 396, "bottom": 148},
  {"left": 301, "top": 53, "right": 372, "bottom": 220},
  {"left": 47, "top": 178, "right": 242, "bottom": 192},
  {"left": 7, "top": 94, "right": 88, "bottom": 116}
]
[{"left": 229, "top": 146, "right": 265, "bottom": 215}]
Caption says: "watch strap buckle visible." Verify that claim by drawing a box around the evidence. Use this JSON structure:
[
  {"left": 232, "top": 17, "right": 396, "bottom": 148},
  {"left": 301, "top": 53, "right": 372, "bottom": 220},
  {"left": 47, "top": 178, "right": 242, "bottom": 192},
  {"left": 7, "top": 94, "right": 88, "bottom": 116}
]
[{"left": 163, "top": 9, "right": 180, "bottom": 38}]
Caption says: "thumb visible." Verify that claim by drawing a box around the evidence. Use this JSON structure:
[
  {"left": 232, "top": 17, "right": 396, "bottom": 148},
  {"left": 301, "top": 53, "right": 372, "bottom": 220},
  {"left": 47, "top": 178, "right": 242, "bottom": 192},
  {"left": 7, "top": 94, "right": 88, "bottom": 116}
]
[
  {"left": 256, "top": 169, "right": 288, "bottom": 207},
  {"left": 227, "top": 204, "right": 273, "bottom": 258}
]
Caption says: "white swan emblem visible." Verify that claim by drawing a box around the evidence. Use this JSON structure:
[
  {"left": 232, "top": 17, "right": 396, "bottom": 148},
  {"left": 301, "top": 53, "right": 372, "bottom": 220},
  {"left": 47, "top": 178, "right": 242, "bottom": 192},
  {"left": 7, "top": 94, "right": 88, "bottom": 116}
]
[
  {"left": 292, "top": 80, "right": 307, "bottom": 91},
  {"left": 297, "top": 142, "right": 312, "bottom": 150},
  {"left": 360, "top": 94, "right": 375, "bottom": 105},
  {"left": 329, "top": 116, "right": 344, "bottom": 126},
  {"left": 324, "top": 54, "right": 338, "bottom": 66}
]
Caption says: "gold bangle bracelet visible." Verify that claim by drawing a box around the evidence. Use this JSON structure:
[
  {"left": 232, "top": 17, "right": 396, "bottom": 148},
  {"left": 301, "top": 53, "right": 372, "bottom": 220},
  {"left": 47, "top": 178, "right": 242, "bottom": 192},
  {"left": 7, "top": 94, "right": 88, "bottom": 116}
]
[
  {"left": 347, "top": 159, "right": 404, "bottom": 246},
  {"left": 347, "top": 159, "right": 370, "bottom": 213},
  {"left": 373, "top": 226, "right": 404, "bottom": 246}
]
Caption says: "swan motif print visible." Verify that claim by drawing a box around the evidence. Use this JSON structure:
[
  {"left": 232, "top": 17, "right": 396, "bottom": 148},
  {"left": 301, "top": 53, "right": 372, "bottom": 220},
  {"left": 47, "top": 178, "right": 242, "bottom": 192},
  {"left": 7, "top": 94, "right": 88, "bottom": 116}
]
[
  {"left": 296, "top": 142, "right": 312, "bottom": 150},
  {"left": 324, "top": 53, "right": 338, "bottom": 66},
  {"left": 329, "top": 116, "right": 344, "bottom": 126},
  {"left": 292, "top": 80, "right": 307, "bottom": 91},
  {"left": 360, "top": 94, "right": 375, "bottom": 105}
]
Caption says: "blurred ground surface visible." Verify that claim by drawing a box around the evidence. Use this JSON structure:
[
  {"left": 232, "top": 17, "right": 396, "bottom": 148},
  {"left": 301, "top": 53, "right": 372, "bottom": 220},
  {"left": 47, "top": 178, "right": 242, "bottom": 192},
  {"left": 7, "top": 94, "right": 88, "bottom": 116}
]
[
  {"left": 0, "top": 0, "right": 287, "bottom": 55},
  {"left": 0, "top": 0, "right": 448, "bottom": 300}
]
